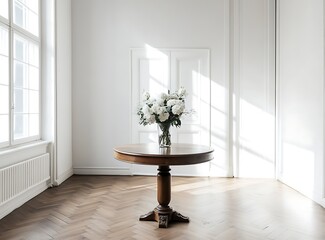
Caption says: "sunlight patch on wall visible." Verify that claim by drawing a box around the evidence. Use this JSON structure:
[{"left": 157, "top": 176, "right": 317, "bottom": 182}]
[
  {"left": 209, "top": 79, "right": 228, "bottom": 176},
  {"left": 281, "top": 142, "right": 315, "bottom": 197},
  {"left": 143, "top": 44, "right": 169, "bottom": 97},
  {"left": 238, "top": 99, "right": 275, "bottom": 178}
]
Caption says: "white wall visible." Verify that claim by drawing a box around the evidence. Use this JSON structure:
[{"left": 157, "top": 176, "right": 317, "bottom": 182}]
[
  {"left": 71, "top": 0, "right": 275, "bottom": 177},
  {"left": 55, "top": 0, "right": 73, "bottom": 184},
  {"left": 277, "top": 0, "right": 324, "bottom": 206},
  {"left": 71, "top": 0, "right": 230, "bottom": 176}
]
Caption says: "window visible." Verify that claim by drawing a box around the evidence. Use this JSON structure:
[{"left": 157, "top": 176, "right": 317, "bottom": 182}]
[{"left": 0, "top": 0, "right": 40, "bottom": 148}]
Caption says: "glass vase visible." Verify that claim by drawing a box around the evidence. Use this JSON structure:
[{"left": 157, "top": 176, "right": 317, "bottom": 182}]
[{"left": 157, "top": 122, "right": 171, "bottom": 148}]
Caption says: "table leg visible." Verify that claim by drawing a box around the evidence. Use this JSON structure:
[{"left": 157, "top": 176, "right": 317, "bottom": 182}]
[{"left": 139, "top": 165, "right": 189, "bottom": 228}]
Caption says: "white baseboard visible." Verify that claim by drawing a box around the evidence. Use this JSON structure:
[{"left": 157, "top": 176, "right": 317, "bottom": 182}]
[
  {"left": 132, "top": 171, "right": 210, "bottom": 177},
  {"left": 73, "top": 167, "right": 231, "bottom": 177},
  {"left": 320, "top": 198, "right": 325, "bottom": 208},
  {"left": 54, "top": 168, "right": 73, "bottom": 186},
  {"left": 278, "top": 177, "right": 325, "bottom": 209},
  {"left": 73, "top": 167, "right": 132, "bottom": 175},
  {"left": 308, "top": 192, "right": 325, "bottom": 209},
  {"left": 0, "top": 180, "right": 49, "bottom": 220}
]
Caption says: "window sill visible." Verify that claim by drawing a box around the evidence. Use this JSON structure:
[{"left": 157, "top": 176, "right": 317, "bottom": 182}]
[{"left": 0, "top": 140, "right": 51, "bottom": 169}]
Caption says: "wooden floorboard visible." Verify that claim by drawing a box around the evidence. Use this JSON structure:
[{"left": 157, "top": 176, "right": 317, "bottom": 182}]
[{"left": 1, "top": 175, "right": 325, "bottom": 240}]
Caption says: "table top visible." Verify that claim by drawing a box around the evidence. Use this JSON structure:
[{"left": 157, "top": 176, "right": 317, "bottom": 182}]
[{"left": 113, "top": 143, "right": 214, "bottom": 166}]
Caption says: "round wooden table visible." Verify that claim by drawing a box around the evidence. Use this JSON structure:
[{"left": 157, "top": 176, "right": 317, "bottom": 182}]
[{"left": 113, "top": 143, "right": 214, "bottom": 228}]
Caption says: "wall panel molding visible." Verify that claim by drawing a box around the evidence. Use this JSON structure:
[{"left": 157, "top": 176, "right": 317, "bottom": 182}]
[
  {"left": 232, "top": 0, "right": 276, "bottom": 178},
  {"left": 130, "top": 48, "right": 211, "bottom": 176}
]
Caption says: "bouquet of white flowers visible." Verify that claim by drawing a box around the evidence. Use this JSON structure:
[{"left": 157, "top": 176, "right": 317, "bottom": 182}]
[
  {"left": 137, "top": 87, "right": 189, "bottom": 147},
  {"left": 137, "top": 87, "right": 188, "bottom": 127}
]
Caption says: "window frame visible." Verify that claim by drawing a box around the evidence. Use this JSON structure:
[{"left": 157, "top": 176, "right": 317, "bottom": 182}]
[
  {"left": 0, "top": 0, "right": 41, "bottom": 149},
  {"left": 0, "top": 22, "right": 10, "bottom": 148}
]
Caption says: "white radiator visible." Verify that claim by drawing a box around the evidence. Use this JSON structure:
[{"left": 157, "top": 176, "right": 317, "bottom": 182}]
[{"left": 0, "top": 153, "right": 50, "bottom": 218}]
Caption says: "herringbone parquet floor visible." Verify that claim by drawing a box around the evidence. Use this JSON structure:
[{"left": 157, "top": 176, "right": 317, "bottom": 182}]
[{"left": 1, "top": 175, "right": 325, "bottom": 240}]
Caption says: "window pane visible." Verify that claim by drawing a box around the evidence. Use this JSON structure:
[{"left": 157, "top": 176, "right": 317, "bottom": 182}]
[
  {"left": 28, "top": 42, "right": 39, "bottom": 67},
  {"left": 14, "top": 61, "right": 28, "bottom": 88},
  {"left": 29, "top": 113, "right": 39, "bottom": 136},
  {"left": 0, "top": 22, "right": 9, "bottom": 145},
  {"left": 0, "top": 26, "right": 9, "bottom": 86},
  {"left": 14, "top": 1, "right": 23, "bottom": 26},
  {"left": 0, "top": 115, "right": 9, "bottom": 143},
  {"left": 29, "top": 90, "right": 39, "bottom": 113},
  {"left": 13, "top": 0, "right": 39, "bottom": 36},
  {"left": 28, "top": 11, "right": 38, "bottom": 35},
  {"left": 29, "top": 66, "right": 39, "bottom": 90},
  {"left": 0, "top": 25, "right": 8, "bottom": 56},
  {"left": 0, "top": 56, "right": 9, "bottom": 85},
  {"left": 14, "top": 113, "right": 28, "bottom": 139},
  {"left": 0, "top": 0, "right": 8, "bottom": 19},
  {"left": 14, "top": 34, "right": 27, "bottom": 62},
  {"left": 14, "top": 88, "right": 28, "bottom": 113},
  {"left": 12, "top": 32, "right": 40, "bottom": 143},
  {"left": 0, "top": 85, "right": 9, "bottom": 114}
]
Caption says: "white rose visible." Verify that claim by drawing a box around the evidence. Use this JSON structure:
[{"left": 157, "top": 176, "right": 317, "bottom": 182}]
[
  {"left": 159, "top": 93, "right": 168, "bottom": 101},
  {"left": 167, "top": 99, "right": 175, "bottom": 107},
  {"left": 151, "top": 103, "right": 159, "bottom": 114},
  {"left": 158, "top": 112, "right": 170, "bottom": 122},
  {"left": 144, "top": 111, "right": 151, "bottom": 119},
  {"left": 142, "top": 105, "right": 150, "bottom": 114},
  {"left": 158, "top": 107, "right": 165, "bottom": 115},
  {"left": 157, "top": 98, "right": 165, "bottom": 106},
  {"left": 167, "top": 99, "right": 182, "bottom": 107},
  {"left": 142, "top": 91, "right": 150, "bottom": 101},
  {"left": 167, "top": 93, "right": 178, "bottom": 100},
  {"left": 172, "top": 103, "right": 185, "bottom": 115},
  {"left": 178, "top": 87, "right": 186, "bottom": 96},
  {"left": 152, "top": 104, "right": 165, "bottom": 115},
  {"left": 147, "top": 115, "right": 156, "bottom": 124}
]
